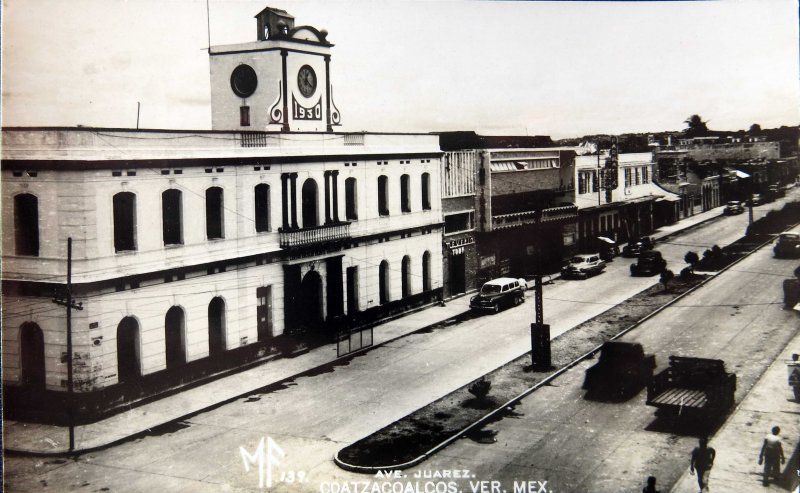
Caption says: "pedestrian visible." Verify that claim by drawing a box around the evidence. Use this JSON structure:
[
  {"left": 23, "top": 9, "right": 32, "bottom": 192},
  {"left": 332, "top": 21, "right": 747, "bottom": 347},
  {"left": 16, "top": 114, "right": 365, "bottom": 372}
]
[
  {"left": 758, "top": 426, "right": 786, "bottom": 486},
  {"left": 789, "top": 353, "right": 800, "bottom": 402},
  {"left": 642, "top": 475, "right": 660, "bottom": 493},
  {"left": 690, "top": 437, "right": 715, "bottom": 492}
]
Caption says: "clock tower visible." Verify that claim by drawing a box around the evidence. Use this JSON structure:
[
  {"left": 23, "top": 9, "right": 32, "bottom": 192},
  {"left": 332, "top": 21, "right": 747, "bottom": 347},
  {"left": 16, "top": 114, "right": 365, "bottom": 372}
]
[{"left": 209, "top": 6, "right": 341, "bottom": 132}]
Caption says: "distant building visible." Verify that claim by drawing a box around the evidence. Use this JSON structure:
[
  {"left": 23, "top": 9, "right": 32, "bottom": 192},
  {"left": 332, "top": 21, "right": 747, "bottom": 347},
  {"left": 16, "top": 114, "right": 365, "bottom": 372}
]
[{"left": 574, "top": 152, "right": 679, "bottom": 250}]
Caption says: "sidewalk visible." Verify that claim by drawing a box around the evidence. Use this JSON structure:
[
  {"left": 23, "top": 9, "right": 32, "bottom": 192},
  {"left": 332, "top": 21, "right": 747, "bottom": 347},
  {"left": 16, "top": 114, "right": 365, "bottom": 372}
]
[
  {"left": 3, "top": 297, "right": 471, "bottom": 455},
  {"left": 670, "top": 330, "right": 800, "bottom": 493},
  {"left": 1, "top": 204, "right": 729, "bottom": 455}
]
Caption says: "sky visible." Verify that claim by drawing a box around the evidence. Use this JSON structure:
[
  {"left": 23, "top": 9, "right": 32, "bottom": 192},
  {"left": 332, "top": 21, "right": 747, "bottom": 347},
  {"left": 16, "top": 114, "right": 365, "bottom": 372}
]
[{"left": 2, "top": 0, "right": 798, "bottom": 139}]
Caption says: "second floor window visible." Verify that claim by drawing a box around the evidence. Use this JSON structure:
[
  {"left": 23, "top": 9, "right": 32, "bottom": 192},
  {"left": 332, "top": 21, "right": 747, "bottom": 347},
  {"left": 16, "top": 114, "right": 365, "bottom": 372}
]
[
  {"left": 162, "top": 189, "right": 183, "bottom": 245},
  {"left": 345, "top": 177, "right": 358, "bottom": 220},
  {"left": 421, "top": 173, "right": 431, "bottom": 210},
  {"left": 206, "top": 187, "right": 225, "bottom": 239},
  {"left": 113, "top": 192, "right": 137, "bottom": 252},
  {"left": 254, "top": 184, "right": 270, "bottom": 232},
  {"left": 400, "top": 174, "right": 411, "bottom": 213},
  {"left": 14, "top": 193, "right": 39, "bottom": 256},
  {"left": 378, "top": 175, "right": 389, "bottom": 216}
]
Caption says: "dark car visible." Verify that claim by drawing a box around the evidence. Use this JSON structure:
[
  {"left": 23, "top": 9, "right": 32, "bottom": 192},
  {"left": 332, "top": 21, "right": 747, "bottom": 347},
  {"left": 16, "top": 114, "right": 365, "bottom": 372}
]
[
  {"left": 469, "top": 277, "right": 525, "bottom": 314},
  {"left": 583, "top": 341, "right": 656, "bottom": 399},
  {"left": 630, "top": 250, "right": 667, "bottom": 276},
  {"left": 774, "top": 233, "right": 800, "bottom": 258},
  {"left": 724, "top": 201, "right": 744, "bottom": 215},
  {"left": 621, "top": 237, "right": 654, "bottom": 257}
]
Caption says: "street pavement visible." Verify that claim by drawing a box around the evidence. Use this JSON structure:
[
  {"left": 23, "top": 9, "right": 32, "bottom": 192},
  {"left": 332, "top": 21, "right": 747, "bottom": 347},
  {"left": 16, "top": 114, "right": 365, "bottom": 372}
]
[
  {"left": 3, "top": 193, "right": 798, "bottom": 493},
  {"left": 403, "top": 223, "right": 800, "bottom": 493}
]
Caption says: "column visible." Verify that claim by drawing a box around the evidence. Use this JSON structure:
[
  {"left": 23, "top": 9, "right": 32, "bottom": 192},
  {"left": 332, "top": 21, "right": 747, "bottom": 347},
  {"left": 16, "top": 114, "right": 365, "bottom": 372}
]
[
  {"left": 290, "top": 173, "right": 298, "bottom": 229},
  {"left": 332, "top": 170, "right": 340, "bottom": 223},
  {"left": 324, "top": 171, "right": 332, "bottom": 224},
  {"left": 281, "top": 173, "right": 289, "bottom": 229}
]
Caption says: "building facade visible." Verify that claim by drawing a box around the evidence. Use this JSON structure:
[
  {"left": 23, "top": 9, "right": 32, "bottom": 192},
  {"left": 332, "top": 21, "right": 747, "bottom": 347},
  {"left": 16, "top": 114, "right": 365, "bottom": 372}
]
[
  {"left": 1, "top": 7, "right": 443, "bottom": 422},
  {"left": 574, "top": 152, "right": 679, "bottom": 251}
]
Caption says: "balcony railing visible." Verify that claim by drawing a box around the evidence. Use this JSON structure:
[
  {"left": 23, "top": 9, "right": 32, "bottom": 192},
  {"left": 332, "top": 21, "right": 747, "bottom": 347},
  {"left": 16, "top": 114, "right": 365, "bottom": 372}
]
[
  {"left": 491, "top": 204, "right": 578, "bottom": 230},
  {"left": 279, "top": 222, "right": 351, "bottom": 248}
]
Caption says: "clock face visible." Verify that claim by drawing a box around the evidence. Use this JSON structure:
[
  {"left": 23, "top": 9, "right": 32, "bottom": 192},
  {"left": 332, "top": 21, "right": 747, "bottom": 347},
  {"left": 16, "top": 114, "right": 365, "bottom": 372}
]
[
  {"left": 230, "top": 64, "right": 258, "bottom": 98},
  {"left": 297, "top": 65, "right": 317, "bottom": 98}
]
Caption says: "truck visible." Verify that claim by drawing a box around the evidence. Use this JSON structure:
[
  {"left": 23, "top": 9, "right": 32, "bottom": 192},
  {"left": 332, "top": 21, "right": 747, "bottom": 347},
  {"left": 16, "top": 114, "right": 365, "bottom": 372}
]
[
  {"left": 646, "top": 356, "right": 736, "bottom": 418},
  {"left": 583, "top": 341, "right": 656, "bottom": 398}
]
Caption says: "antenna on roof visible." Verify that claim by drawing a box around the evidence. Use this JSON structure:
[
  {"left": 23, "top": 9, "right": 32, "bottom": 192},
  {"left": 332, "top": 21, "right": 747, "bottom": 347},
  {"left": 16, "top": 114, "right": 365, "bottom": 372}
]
[{"left": 206, "top": 0, "right": 211, "bottom": 52}]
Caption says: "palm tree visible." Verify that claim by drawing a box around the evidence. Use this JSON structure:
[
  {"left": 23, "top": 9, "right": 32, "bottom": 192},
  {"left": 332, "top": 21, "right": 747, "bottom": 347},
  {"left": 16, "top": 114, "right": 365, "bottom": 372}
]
[{"left": 684, "top": 115, "right": 709, "bottom": 137}]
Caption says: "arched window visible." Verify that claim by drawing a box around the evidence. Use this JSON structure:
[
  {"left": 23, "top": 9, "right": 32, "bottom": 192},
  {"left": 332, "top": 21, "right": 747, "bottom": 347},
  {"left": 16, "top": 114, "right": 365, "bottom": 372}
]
[
  {"left": 208, "top": 297, "right": 227, "bottom": 356},
  {"left": 345, "top": 178, "right": 358, "bottom": 220},
  {"left": 117, "top": 317, "right": 141, "bottom": 383},
  {"left": 20, "top": 322, "right": 45, "bottom": 388},
  {"left": 301, "top": 179, "right": 318, "bottom": 228},
  {"left": 255, "top": 184, "right": 270, "bottom": 232},
  {"left": 164, "top": 306, "right": 186, "bottom": 369},
  {"left": 14, "top": 194, "right": 39, "bottom": 256},
  {"left": 400, "top": 174, "right": 411, "bottom": 213},
  {"left": 422, "top": 250, "right": 432, "bottom": 291},
  {"left": 162, "top": 189, "right": 183, "bottom": 245},
  {"left": 421, "top": 173, "right": 431, "bottom": 210},
  {"left": 113, "top": 192, "right": 137, "bottom": 252},
  {"left": 401, "top": 255, "right": 412, "bottom": 298},
  {"left": 205, "top": 187, "right": 225, "bottom": 239},
  {"left": 379, "top": 260, "right": 390, "bottom": 304},
  {"left": 378, "top": 176, "right": 389, "bottom": 216}
]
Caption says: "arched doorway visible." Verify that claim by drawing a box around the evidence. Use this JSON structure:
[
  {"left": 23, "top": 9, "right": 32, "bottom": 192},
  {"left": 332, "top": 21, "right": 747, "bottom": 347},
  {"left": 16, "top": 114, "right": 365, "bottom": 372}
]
[
  {"left": 299, "top": 270, "right": 323, "bottom": 330},
  {"left": 164, "top": 306, "right": 186, "bottom": 369},
  {"left": 301, "top": 179, "right": 318, "bottom": 228},
  {"left": 422, "top": 251, "right": 432, "bottom": 292},
  {"left": 117, "top": 317, "right": 141, "bottom": 383},
  {"left": 20, "top": 322, "right": 45, "bottom": 388},
  {"left": 379, "top": 260, "right": 390, "bottom": 304},
  {"left": 208, "top": 297, "right": 226, "bottom": 356},
  {"left": 401, "top": 256, "right": 412, "bottom": 298}
]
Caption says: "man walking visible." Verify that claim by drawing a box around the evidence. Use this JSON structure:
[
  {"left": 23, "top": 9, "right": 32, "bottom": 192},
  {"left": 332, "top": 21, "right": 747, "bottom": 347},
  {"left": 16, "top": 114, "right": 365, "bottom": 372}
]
[
  {"left": 690, "top": 437, "right": 715, "bottom": 492},
  {"left": 758, "top": 426, "right": 786, "bottom": 486}
]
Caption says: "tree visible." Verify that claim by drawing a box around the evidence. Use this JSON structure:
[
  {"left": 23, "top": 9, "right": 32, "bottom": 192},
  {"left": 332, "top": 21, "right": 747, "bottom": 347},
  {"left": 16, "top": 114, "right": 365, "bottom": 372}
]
[
  {"left": 684, "top": 251, "right": 700, "bottom": 273},
  {"left": 748, "top": 123, "right": 763, "bottom": 135},
  {"left": 683, "top": 114, "right": 709, "bottom": 138},
  {"left": 660, "top": 269, "right": 675, "bottom": 291}
]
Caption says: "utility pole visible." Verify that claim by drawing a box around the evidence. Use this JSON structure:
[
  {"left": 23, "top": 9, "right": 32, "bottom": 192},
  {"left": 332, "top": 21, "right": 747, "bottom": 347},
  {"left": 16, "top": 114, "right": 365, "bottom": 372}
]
[
  {"left": 530, "top": 214, "right": 551, "bottom": 370},
  {"left": 136, "top": 102, "right": 140, "bottom": 130},
  {"left": 52, "top": 237, "right": 83, "bottom": 452},
  {"left": 748, "top": 178, "right": 754, "bottom": 227}
]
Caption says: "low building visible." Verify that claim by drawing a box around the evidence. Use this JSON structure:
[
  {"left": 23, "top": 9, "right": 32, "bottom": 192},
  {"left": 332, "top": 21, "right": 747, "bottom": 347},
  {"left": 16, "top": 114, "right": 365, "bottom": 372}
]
[{"left": 574, "top": 152, "right": 679, "bottom": 251}]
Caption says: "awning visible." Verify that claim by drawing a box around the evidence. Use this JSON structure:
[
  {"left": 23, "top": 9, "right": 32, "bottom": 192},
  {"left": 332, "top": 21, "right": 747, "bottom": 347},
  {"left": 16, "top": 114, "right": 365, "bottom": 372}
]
[
  {"left": 597, "top": 236, "right": 616, "bottom": 245},
  {"left": 733, "top": 169, "right": 750, "bottom": 179}
]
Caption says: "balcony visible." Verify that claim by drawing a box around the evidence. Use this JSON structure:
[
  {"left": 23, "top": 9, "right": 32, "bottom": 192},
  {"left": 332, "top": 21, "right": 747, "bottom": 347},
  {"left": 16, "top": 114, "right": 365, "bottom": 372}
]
[
  {"left": 491, "top": 204, "right": 578, "bottom": 230},
  {"left": 279, "top": 222, "right": 351, "bottom": 248}
]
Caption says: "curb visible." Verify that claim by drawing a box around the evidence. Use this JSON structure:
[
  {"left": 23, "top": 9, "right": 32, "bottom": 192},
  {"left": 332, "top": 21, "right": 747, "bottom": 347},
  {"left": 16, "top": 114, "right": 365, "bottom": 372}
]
[{"left": 333, "top": 221, "right": 796, "bottom": 474}]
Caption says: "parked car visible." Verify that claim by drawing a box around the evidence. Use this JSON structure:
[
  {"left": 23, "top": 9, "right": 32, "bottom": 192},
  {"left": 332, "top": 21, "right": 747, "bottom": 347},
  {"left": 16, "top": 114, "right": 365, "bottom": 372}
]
[
  {"left": 630, "top": 250, "right": 667, "bottom": 276},
  {"left": 774, "top": 232, "right": 800, "bottom": 258},
  {"left": 621, "top": 237, "right": 654, "bottom": 257},
  {"left": 724, "top": 201, "right": 744, "bottom": 215},
  {"left": 562, "top": 254, "right": 606, "bottom": 279},
  {"left": 597, "top": 236, "right": 620, "bottom": 261},
  {"left": 469, "top": 277, "right": 525, "bottom": 313},
  {"left": 583, "top": 341, "right": 656, "bottom": 398},
  {"left": 769, "top": 184, "right": 784, "bottom": 199}
]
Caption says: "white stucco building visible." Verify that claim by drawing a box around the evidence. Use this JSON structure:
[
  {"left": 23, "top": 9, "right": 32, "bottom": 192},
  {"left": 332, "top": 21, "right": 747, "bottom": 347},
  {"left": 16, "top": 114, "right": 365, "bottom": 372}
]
[{"left": 1, "top": 7, "right": 443, "bottom": 421}]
